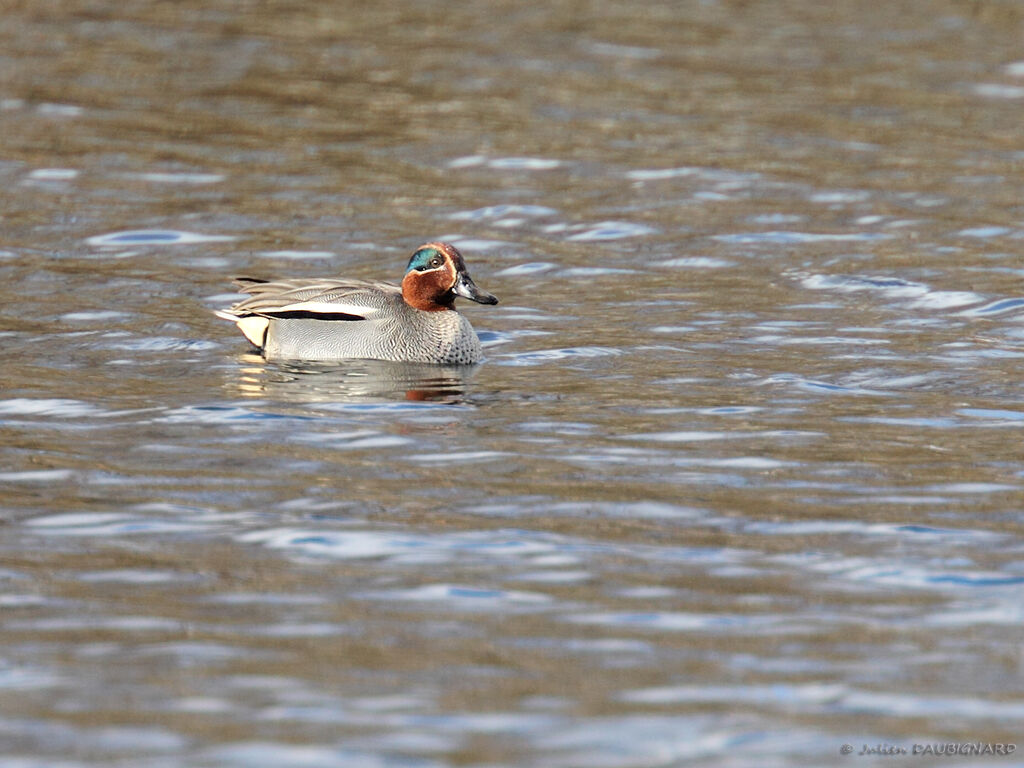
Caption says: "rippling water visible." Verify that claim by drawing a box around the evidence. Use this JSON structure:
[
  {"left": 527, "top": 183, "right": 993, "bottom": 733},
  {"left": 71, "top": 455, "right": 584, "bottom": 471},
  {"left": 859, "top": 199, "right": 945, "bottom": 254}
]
[{"left": 2, "top": 2, "right": 1024, "bottom": 766}]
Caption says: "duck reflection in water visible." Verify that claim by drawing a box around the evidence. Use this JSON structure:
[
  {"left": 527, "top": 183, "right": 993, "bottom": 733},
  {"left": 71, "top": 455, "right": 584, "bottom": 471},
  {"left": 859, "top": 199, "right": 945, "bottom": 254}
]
[{"left": 229, "top": 354, "right": 475, "bottom": 404}]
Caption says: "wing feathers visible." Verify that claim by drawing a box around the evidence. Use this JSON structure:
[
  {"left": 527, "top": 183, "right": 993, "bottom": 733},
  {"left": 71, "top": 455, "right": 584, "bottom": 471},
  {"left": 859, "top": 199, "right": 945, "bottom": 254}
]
[{"left": 219, "top": 278, "right": 401, "bottom": 322}]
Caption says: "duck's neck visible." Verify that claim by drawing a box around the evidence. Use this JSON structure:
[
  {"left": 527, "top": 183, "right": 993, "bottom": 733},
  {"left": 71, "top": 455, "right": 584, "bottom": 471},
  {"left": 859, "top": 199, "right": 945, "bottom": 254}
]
[{"left": 401, "top": 272, "right": 455, "bottom": 312}]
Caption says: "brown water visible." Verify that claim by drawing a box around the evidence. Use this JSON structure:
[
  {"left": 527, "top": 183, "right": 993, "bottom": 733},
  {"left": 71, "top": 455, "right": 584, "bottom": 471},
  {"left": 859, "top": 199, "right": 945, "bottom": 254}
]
[{"left": 2, "top": 2, "right": 1024, "bottom": 766}]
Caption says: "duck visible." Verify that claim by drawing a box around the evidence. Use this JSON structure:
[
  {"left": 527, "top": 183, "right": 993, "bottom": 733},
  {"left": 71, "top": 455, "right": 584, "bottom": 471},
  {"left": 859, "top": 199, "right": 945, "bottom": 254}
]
[{"left": 215, "top": 242, "right": 498, "bottom": 364}]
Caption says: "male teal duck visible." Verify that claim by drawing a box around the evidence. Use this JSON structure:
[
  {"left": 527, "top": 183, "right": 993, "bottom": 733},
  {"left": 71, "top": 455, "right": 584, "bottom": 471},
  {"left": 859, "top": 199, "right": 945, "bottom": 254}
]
[{"left": 216, "top": 242, "right": 498, "bottom": 364}]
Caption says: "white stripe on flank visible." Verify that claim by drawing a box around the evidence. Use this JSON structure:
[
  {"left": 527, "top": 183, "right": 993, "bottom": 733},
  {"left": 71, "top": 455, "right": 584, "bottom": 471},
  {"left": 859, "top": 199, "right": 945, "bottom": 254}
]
[{"left": 268, "top": 301, "right": 376, "bottom": 318}]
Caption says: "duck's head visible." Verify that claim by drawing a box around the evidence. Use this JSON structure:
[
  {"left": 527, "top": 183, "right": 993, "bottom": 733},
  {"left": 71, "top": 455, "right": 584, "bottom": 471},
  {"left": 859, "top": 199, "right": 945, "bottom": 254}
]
[{"left": 401, "top": 241, "right": 499, "bottom": 312}]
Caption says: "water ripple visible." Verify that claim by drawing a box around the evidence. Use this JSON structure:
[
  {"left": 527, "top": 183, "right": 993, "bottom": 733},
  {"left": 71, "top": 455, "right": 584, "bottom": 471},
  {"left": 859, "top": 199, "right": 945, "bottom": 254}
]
[
  {"left": 407, "top": 450, "right": 512, "bottom": 464},
  {"left": 772, "top": 552, "right": 1023, "bottom": 592},
  {"left": 37, "top": 102, "right": 84, "bottom": 116},
  {"left": 565, "top": 221, "right": 659, "bottom": 241},
  {"left": 449, "top": 204, "right": 558, "bottom": 220},
  {"left": 620, "top": 682, "right": 1024, "bottom": 721},
  {"left": 716, "top": 230, "right": 890, "bottom": 244},
  {"left": 956, "top": 225, "right": 1013, "bottom": 238},
  {"left": 495, "top": 261, "right": 558, "bottom": 276},
  {"left": 61, "top": 310, "right": 131, "bottom": 322},
  {"left": 958, "top": 407, "right": 1024, "bottom": 424},
  {"left": 238, "top": 528, "right": 564, "bottom": 564},
  {"left": 972, "top": 83, "right": 1024, "bottom": 99},
  {"left": 0, "top": 469, "right": 75, "bottom": 483},
  {"left": 356, "top": 584, "right": 552, "bottom": 610},
  {"left": 626, "top": 166, "right": 761, "bottom": 184},
  {"left": 797, "top": 272, "right": 985, "bottom": 309},
  {"left": 622, "top": 682, "right": 844, "bottom": 706},
  {"left": 125, "top": 172, "right": 224, "bottom": 184},
  {"left": 567, "top": 611, "right": 795, "bottom": 633},
  {"left": 26, "top": 168, "right": 79, "bottom": 181},
  {"left": 656, "top": 256, "right": 734, "bottom": 268},
  {"left": 258, "top": 250, "right": 336, "bottom": 260},
  {"left": 24, "top": 512, "right": 201, "bottom": 536},
  {"left": 0, "top": 398, "right": 100, "bottom": 418},
  {"left": 203, "top": 742, "right": 446, "bottom": 767},
  {"left": 498, "top": 347, "right": 623, "bottom": 365},
  {"left": 86, "top": 229, "right": 235, "bottom": 247},
  {"left": 448, "top": 155, "right": 561, "bottom": 170},
  {"left": 157, "top": 405, "right": 317, "bottom": 425},
  {"left": 0, "top": 663, "right": 63, "bottom": 691},
  {"left": 959, "top": 297, "right": 1024, "bottom": 316}
]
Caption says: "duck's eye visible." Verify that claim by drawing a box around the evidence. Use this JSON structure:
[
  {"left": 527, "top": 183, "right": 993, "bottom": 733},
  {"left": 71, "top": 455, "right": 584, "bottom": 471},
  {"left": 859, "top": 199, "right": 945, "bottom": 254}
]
[{"left": 429, "top": 256, "right": 443, "bottom": 268}]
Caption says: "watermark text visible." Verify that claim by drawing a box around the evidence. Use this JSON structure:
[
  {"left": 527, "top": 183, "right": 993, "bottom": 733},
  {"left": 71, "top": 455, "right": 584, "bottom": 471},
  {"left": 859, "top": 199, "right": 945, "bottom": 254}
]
[{"left": 840, "top": 743, "right": 1016, "bottom": 757}]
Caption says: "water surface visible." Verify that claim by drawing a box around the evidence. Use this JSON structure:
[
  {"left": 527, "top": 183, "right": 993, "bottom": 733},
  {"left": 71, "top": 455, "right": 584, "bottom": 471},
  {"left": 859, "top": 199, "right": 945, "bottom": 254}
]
[{"left": 2, "top": 1, "right": 1024, "bottom": 766}]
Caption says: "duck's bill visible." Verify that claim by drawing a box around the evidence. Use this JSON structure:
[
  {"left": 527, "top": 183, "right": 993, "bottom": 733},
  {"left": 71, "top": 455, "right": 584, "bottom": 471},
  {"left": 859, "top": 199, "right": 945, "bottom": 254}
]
[{"left": 453, "top": 274, "right": 499, "bottom": 305}]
